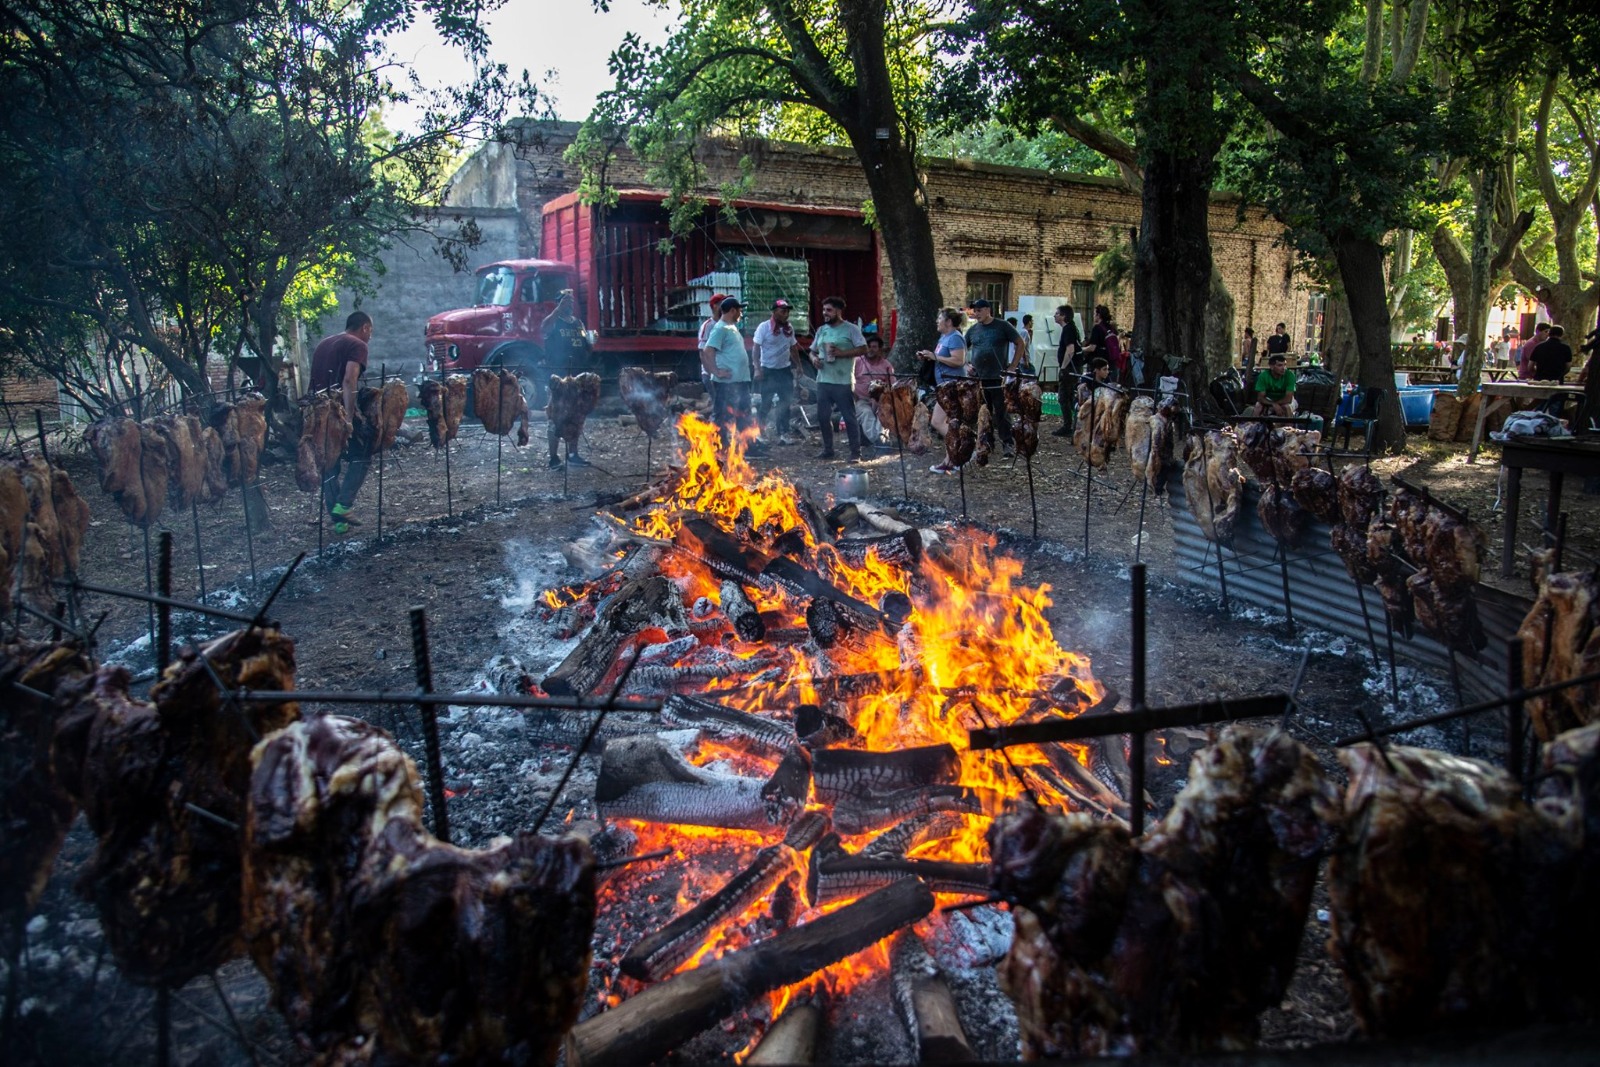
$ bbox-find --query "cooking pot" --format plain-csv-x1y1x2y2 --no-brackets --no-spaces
834,467,869,501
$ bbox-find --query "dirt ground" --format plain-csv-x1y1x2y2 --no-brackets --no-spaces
4,403,1546,1064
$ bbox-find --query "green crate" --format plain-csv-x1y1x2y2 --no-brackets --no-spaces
731,255,811,336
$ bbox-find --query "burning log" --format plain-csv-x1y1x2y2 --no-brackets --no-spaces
892,932,976,1064
660,694,796,752
565,879,936,1067
808,832,989,905
832,784,988,836
864,812,966,859
720,579,766,642
830,528,923,569
672,516,773,589
811,744,960,805
805,597,851,648
542,575,687,697
747,998,823,1065
620,811,829,981
596,735,788,833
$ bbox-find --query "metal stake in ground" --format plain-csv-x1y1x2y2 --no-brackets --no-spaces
958,462,967,518
496,428,503,506
408,606,451,844
377,363,386,543
1276,542,1296,637
1129,562,1148,836
1506,635,1526,787
1025,455,1038,539
1352,579,1383,670
644,434,653,486
1381,613,1402,716
1083,387,1096,559
142,524,157,653
444,434,454,519
157,531,173,672
190,499,207,605
316,469,325,557
1134,467,1150,565
240,477,258,589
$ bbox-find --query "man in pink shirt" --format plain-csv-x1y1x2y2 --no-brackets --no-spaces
852,334,894,447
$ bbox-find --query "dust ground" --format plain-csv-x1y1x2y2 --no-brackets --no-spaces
7,404,1552,1064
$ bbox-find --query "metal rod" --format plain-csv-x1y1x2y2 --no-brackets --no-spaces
1082,390,1095,560
34,409,49,462
1382,610,1402,715
969,692,1291,749
893,405,909,498
1448,649,1469,754
496,430,503,507
1553,511,1568,572
15,601,87,641
1135,468,1149,564
229,687,663,712
240,477,257,588
1277,544,1296,636
1332,665,1600,745
1129,562,1147,837
645,434,653,486
1215,540,1230,612
445,432,454,518
408,607,451,843
595,847,674,871
958,463,966,518
1506,636,1526,785
68,580,260,624
190,500,207,605
1025,456,1038,539
142,524,157,654
316,467,325,558
1353,579,1384,671
377,363,387,544
562,437,568,498
533,648,644,833
156,531,173,672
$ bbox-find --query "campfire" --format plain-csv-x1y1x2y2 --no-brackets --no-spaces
537,414,1114,1063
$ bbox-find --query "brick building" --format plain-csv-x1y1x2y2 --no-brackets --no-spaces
341,121,1309,375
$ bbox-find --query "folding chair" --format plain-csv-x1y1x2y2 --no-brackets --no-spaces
1334,386,1385,454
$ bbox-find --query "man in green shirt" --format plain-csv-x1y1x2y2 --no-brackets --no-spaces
1251,353,1298,417
700,296,767,456
809,295,867,461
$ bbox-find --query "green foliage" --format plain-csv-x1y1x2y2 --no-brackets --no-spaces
918,122,1119,176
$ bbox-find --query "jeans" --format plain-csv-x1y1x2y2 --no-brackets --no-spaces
854,399,884,444
324,418,373,515
816,382,862,457
754,367,795,436
976,377,1012,444
712,379,754,448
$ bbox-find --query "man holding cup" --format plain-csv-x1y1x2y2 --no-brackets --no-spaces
810,295,867,461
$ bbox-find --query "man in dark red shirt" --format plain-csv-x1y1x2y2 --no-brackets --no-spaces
308,311,373,534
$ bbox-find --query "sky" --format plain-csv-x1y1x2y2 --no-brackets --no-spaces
383,0,677,132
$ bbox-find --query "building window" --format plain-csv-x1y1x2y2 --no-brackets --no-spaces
1304,292,1327,354
1070,281,1096,330
967,272,1011,311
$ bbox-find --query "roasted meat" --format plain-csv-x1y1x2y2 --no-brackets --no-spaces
1145,398,1177,495
877,383,926,455
1257,482,1310,547
50,628,299,986
1366,520,1413,636
974,404,995,466
1337,464,1383,528
945,423,976,469
471,368,527,437
1074,386,1129,469
0,639,93,931
1126,396,1155,483
1290,467,1340,525
357,379,409,452
1276,428,1320,481
212,393,268,489
1518,571,1600,740
1239,420,1281,483
619,366,677,438
50,465,90,573
419,375,469,447
1406,568,1485,653
149,413,208,510
994,726,1336,1057
1181,430,1244,546
548,372,602,451
198,424,230,504
1328,743,1582,1036
295,391,352,492
1005,378,1044,459
11,457,63,588
244,715,595,1065
0,463,24,615
86,417,152,524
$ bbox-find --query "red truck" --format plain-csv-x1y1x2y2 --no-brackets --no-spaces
423,189,882,384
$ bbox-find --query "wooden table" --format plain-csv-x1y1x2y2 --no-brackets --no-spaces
1498,437,1600,577
1467,380,1588,462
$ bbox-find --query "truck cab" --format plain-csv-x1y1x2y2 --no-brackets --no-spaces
423,260,575,376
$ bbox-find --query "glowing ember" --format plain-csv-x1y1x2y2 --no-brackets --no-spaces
585,413,1104,1033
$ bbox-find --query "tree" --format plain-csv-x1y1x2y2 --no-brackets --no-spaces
573,0,946,365
0,0,535,422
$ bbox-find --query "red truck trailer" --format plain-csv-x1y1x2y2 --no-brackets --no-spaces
424,189,882,384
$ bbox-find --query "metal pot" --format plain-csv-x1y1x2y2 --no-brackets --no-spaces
834,467,869,501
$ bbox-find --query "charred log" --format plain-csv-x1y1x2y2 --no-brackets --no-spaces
565,879,936,1067
659,694,796,753
811,744,960,806
747,998,823,1065
831,528,923,569
542,576,686,697
720,580,766,642
596,736,788,834
832,785,988,836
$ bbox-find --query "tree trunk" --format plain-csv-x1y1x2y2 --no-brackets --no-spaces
1205,266,1236,381
1134,147,1216,398
1455,166,1497,396
1332,232,1406,451
1320,290,1359,383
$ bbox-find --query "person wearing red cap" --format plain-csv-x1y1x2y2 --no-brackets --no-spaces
698,293,729,401
752,298,801,443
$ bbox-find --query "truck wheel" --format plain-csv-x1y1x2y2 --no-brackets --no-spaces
486,344,544,411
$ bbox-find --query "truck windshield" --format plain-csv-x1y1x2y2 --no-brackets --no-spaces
476,267,516,307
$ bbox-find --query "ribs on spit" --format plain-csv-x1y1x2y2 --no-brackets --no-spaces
471,368,530,440
0,456,91,612
358,378,411,452
992,726,1336,1058
618,366,678,438
85,417,169,527
295,390,353,492
1517,569,1600,740
418,374,469,447
878,382,931,454
212,393,269,489
549,372,603,454
1181,429,1244,546
245,715,595,1065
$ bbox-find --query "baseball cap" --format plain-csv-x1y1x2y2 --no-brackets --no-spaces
719,296,744,313
709,293,728,310
772,298,791,309
971,298,992,309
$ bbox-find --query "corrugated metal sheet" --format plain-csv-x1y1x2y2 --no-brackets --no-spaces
1167,479,1532,704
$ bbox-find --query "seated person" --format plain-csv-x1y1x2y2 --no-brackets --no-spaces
1252,354,1297,417
1076,357,1111,406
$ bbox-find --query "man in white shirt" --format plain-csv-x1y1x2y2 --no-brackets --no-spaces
697,293,727,405
752,299,801,444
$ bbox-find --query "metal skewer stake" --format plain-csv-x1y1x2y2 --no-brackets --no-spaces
1025,455,1038,539
141,524,157,653
377,364,386,543
496,429,503,506
190,499,206,605
156,531,173,672
408,606,451,843
1134,469,1150,564
240,478,257,589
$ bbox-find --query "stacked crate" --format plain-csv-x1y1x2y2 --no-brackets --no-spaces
730,256,810,337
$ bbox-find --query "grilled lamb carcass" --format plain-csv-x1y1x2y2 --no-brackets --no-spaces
1518,571,1600,740
418,375,469,447
49,466,90,574
1275,428,1320,482
877,383,920,454
994,726,1336,1057
1328,743,1583,1037
975,404,995,466
1,639,94,932
1290,466,1340,525
1366,519,1413,636
470,368,526,437
12,457,64,585
1182,430,1244,546
619,366,677,438
1257,482,1310,547
149,414,208,510
1005,378,1043,459
1126,396,1156,480
1406,568,1485,653
50,628,299,987
197,425,229,504
1074,386,1130,469
0,464,24,614
945,423,976,469
211,393,269,489
1329,523,1376,583
357,379,409,452
1239,420,1282,483
245,715,595,1065
1145,398,1178,495
1338,464,1383,527
295,391,352,492
86,417,152,524
547,372,602,453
